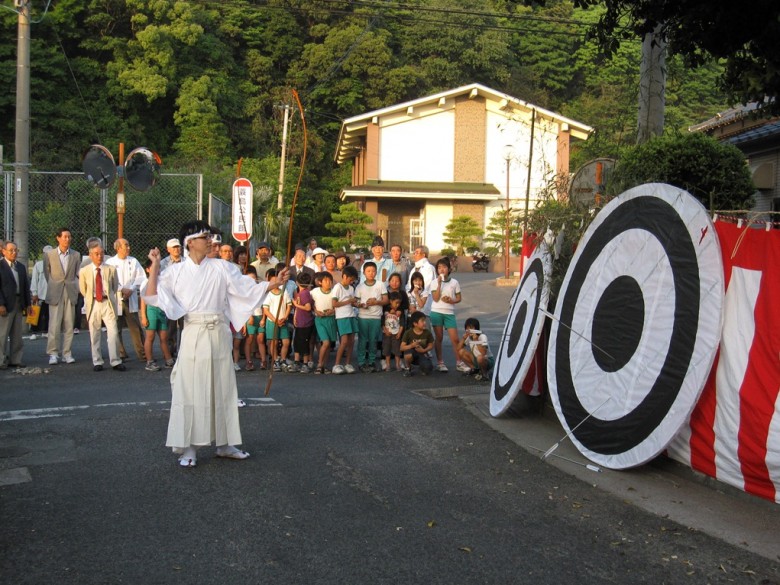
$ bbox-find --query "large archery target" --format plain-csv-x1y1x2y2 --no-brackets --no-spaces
547,183,724,469
491,245,552,417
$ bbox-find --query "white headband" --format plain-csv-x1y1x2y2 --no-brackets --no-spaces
182,229,210,248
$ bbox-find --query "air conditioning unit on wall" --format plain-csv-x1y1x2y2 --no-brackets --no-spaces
752,162,776,190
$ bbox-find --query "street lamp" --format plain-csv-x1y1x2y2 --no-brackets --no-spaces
521,109,536,274
502,144,514,279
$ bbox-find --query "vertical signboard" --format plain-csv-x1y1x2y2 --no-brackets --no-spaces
232,178,253,242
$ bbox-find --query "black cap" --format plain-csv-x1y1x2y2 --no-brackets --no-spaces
257,241,270,250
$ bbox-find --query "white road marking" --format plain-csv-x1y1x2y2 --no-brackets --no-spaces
0,467,32,486
0,397,281,421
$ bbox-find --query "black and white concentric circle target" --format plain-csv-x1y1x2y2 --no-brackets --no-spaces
490,244,552,417
547,183,724,469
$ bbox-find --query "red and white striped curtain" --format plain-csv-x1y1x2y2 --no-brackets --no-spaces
668,219,780,503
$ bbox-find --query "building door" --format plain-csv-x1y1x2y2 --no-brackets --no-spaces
409,218,424,252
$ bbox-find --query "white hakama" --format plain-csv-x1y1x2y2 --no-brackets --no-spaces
142,257,270,449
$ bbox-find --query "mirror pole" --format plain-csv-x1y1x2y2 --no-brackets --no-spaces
117,142,126,238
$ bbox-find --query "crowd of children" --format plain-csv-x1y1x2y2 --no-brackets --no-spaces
139,244,493,380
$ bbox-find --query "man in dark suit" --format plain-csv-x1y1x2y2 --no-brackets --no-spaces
43,227,81,365
0,241,32,368
289,245,315,281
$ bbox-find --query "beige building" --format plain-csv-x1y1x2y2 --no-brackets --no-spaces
334,83,593,254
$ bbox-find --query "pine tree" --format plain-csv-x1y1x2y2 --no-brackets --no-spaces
442,216,484,256
324,203,375,252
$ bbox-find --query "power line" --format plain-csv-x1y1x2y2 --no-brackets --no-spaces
54,31,103,145
316,0,595,27
1,0,53,22
190,0,602,39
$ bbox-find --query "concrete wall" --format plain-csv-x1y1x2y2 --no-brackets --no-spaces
484,109,560,217
424,201,453,253
380,110,455,182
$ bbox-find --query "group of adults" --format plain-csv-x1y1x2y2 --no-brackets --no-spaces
249,235,433,290
1,230,160,372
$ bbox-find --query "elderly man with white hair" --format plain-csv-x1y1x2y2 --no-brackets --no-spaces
106,238,147,362
410,244,436,290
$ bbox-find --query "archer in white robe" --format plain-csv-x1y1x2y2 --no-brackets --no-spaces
143,257,270,449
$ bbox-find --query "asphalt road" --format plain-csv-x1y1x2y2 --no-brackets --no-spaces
1,272,778,584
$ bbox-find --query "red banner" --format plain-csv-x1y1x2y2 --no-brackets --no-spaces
668,220,780,503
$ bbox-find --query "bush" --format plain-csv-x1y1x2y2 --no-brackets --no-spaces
608,133,755,210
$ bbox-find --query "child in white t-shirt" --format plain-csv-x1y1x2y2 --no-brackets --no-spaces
262,269,292,372
310,271,338,374
354,262,388,372
331,265,359,374
456,317,495,381
406,271,431,315
429,257,462,372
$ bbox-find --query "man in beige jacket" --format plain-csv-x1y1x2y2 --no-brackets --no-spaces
42,228,80,365
79,241,125,372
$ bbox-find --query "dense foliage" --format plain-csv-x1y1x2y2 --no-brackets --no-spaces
607,133,756,210
573,0,780,115
1,0,735,243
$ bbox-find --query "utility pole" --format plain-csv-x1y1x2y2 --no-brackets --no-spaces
277,104,290,210
14,0,31,268
637,25,666,144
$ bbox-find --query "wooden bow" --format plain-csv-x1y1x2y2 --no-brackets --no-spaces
265,89,307,396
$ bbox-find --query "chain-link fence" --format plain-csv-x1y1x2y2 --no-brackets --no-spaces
208,193,231,241
1,171,202,262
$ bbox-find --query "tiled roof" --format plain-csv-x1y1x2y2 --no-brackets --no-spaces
725,120,780,146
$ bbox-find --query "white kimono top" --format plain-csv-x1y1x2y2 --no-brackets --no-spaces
143,256,269,329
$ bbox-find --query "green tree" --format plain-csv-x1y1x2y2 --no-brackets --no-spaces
558,6,642,167
173,75,233,164
526,193,594,301
483,209,523,256
442,216,483,256
608,133,755,210
395,0,513,91
573,0,780,114
506,1,585,109
324,202,374,252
